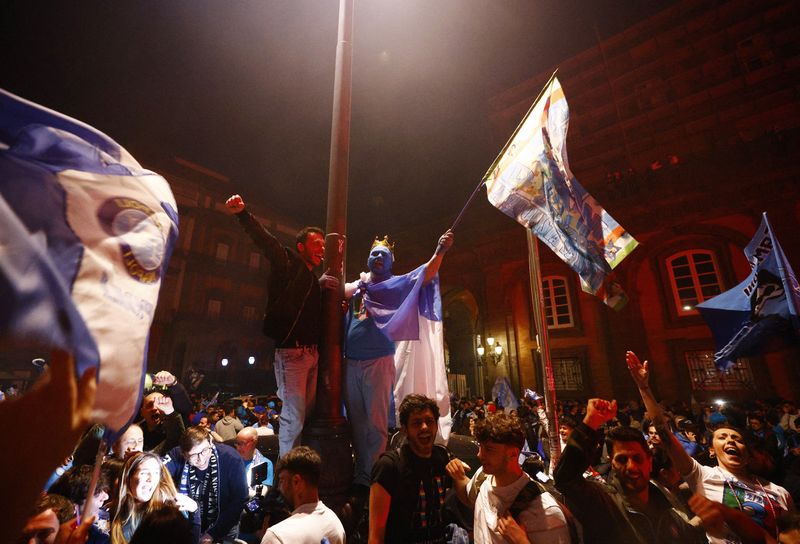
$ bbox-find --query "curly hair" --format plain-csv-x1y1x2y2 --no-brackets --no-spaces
276,446,321,487
474,413,525,449
398,394,439,428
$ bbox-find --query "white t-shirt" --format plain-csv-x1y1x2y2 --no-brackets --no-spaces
261,500,345,544
467,469,570,544
684,458,794,543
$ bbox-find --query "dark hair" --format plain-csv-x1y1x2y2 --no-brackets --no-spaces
777,511,800,534
474,413,525,449
34,493,75,524
709,423,751,446
399,394,439,427
63,464,110,504
222,402,235,415
295,226,323,248
276,446,321,487
605,425,651,456
651,447,673,474
180,425,211,453
521,454,545,478
128,504,194,544
559,416,577,429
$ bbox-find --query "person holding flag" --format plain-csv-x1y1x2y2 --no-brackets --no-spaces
342,229,454,497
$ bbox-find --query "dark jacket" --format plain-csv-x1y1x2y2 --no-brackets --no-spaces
554,422,705,544
164,443,249,540
235,210,321,347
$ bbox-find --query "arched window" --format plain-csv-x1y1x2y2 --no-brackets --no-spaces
667,250,722,315
542,276,574,329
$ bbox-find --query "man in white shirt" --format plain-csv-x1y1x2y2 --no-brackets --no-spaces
447,412,571,543
261,446,344,544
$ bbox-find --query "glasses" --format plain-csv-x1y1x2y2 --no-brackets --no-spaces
187,445,212,462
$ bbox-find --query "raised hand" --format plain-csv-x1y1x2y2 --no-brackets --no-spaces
437,230,454,254
625,351,649,390
152,370,177,387
154,395,175,415
584,398,618,430
225,194,245,214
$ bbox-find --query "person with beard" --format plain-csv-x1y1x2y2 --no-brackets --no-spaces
553,398,706,544
164,427,248,543
626,350,794,543
226,194,338,458
342,231,453,498
369,394,453,544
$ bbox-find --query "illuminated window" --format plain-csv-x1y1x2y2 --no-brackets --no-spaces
667,250,722,315
542,276,574,329
685,350,754,391
207,299,221,318
552,357,583,391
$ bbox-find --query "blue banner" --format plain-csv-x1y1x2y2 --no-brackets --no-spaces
697,213,800,370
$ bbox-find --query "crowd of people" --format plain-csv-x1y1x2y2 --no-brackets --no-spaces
5,192,800,543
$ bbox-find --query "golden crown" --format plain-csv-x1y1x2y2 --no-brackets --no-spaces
371,235,395,254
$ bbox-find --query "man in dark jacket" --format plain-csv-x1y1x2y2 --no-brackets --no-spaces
554,398,706,544
164,426,249,543
226,194,338,457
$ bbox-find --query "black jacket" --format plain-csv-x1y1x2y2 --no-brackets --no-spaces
236,210,321,347
554,422,706,544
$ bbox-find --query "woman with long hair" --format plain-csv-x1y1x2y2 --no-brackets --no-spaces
111,451,197,543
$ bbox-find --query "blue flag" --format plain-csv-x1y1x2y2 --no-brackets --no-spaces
697,213,800,370
0,89,179,436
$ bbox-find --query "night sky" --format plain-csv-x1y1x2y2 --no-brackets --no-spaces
1,1,674,247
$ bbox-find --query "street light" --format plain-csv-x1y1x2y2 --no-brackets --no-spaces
248,356,255,365
221,358,229,367
476,335,504,366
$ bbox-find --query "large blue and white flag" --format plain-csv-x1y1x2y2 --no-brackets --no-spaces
360,266,453,441
492,376,520,414
0,89,179,436
697,213,800,370
483,75,637,309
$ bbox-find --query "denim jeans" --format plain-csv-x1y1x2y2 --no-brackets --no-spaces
274,346,318,458
344,354,395,486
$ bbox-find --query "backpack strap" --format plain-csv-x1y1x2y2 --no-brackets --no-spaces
509,480,545,519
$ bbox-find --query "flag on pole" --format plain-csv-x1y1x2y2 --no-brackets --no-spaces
483,74,637,308
0,88,179,437
491,376,520,413
697,213,800,370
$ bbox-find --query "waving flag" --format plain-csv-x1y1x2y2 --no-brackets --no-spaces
361,266,453,441
0,89,179,436
697,213,800,370
483,75,637,308
492,376,520,413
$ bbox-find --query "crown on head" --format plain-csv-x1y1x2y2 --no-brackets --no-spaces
371,235,395,254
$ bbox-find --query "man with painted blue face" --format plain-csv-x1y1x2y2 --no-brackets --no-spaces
343,229,454,498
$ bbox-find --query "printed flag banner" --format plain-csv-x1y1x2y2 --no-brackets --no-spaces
697,213,800,370
358,267,453,441
492,376,520,414
483,75,637,308
0,88,179,436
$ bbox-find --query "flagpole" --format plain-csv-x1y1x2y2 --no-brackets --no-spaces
526,230,561,470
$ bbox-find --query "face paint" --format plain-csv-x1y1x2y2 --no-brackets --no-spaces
368,246,393,280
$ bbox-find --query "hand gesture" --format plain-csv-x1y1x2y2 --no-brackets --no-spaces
625,351,649,389
152,371,176,387
687,494,725,535
436,229,454,254
496,512,529,544
584,398,618,430
175,493,199,513
225,194,245,214
154,395,175,415
55,516,95,544
318,268,340,291
445,458,470,482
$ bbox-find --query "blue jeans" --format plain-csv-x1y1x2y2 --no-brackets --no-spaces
344,355,394,486
274,346,318,458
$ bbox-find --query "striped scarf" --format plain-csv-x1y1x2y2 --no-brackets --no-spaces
180,445,220,533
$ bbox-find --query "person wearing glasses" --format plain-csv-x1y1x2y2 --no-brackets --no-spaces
164,427,248,543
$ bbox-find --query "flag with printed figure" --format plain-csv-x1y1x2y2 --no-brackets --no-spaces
483,75,637,309
697,213,800,370
0,88,179,436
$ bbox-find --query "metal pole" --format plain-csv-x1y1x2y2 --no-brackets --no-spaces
526,230,560,470
305,0,354,504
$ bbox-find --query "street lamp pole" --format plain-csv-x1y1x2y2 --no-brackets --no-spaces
303,0,354,504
